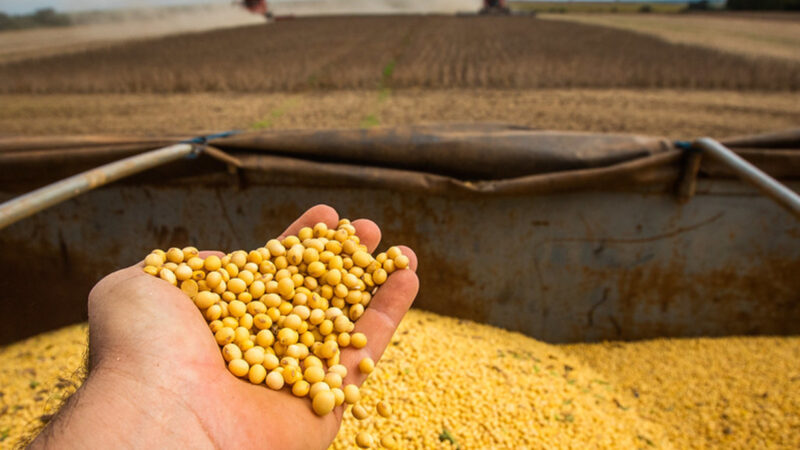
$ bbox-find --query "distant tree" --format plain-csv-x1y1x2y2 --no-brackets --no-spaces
727,0,800,10
0,8,71,31
685,0,711,10
32,8,71,27
639,4,653,13
0,13,12,30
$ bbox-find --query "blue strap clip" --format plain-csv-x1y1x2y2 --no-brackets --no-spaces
182,130,240,158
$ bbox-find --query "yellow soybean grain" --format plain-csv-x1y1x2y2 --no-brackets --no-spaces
3,311,799,449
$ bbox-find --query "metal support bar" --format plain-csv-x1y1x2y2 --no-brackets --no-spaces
0,143,196,230
676,146,703,203
695,137,800,220
204,145,243,169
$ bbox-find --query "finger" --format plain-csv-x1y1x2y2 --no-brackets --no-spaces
395,245,418,271
351,218,381,253
92,264,148,297
278,204,339,239
340,269,419,386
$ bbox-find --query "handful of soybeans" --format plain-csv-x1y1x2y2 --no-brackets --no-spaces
142,219,407,435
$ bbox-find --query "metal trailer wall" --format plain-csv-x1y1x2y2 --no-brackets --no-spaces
1,175,798,345
0,126,798,345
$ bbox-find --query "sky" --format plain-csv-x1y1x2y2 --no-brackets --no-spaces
1,0,695,15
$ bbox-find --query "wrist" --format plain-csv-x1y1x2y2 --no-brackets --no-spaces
31,361,216,449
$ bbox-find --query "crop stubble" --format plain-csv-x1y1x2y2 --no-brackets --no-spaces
3,90,799,139
1,15,798,94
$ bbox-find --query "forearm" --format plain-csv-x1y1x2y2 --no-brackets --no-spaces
30,364,216,449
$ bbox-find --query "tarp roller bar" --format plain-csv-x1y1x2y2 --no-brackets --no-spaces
1,128,799,231
694,137,800,220
0,143,196,230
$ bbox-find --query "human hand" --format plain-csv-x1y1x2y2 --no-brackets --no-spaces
31,204,419,450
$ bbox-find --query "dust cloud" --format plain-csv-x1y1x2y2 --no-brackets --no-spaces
0,4,263,63
270,0,481,15
0,1,481,63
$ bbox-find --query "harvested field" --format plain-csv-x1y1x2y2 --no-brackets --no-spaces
543,13,800,63
1,16,799,94
2,89,799,139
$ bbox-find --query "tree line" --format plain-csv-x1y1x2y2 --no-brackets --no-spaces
0,8,70,31
726,0,800,9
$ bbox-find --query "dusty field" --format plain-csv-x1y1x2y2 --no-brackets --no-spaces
542,13,800,63
2,89,799,139
0,5,263,64
2,16,798,94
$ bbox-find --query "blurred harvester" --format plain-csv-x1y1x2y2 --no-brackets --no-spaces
480,0,511,15
239,0,273,19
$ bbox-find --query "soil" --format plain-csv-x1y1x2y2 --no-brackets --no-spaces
2,89,798,140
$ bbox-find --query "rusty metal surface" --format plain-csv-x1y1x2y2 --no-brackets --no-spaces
1,175,798,345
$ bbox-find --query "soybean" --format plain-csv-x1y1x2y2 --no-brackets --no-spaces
358,357,375,374
352,404,369,420
376,401,392,418
355,432,373,449
312,390,336,416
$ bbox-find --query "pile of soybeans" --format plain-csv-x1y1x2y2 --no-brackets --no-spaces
1,313,799,448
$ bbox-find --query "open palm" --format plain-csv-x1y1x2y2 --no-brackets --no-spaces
84,205,419,449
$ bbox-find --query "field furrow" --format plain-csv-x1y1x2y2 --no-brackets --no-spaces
2,16,798,94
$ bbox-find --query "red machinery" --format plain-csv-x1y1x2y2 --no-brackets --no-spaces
240,0,272,18
480,0,511,15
